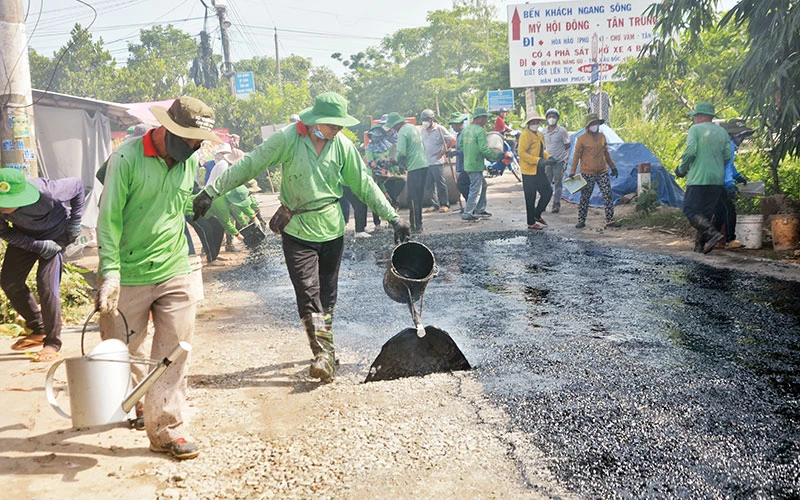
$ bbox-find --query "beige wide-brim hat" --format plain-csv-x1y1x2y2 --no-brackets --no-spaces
523,110,545,128
149,96,222,143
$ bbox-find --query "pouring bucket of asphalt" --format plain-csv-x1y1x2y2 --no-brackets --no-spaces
383,241,437,304
367,241,470,382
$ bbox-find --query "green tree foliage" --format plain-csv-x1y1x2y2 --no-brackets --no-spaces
117,25,199,101
644,0,799,194
30,24,117,98
334,0,510,119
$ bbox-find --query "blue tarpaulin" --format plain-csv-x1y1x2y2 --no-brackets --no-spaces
562,128,684,208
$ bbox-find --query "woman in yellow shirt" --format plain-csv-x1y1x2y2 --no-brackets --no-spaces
518,112,557,230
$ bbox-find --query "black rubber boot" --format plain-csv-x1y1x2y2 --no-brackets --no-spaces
690,215,724,254
302,313,336,382
693,230,705,253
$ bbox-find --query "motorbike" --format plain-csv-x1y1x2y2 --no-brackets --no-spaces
485,131,522,181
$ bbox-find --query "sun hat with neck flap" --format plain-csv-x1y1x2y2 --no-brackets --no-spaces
149,96,222,143
298,92,360,127
0,168,40,209
383,112,406,129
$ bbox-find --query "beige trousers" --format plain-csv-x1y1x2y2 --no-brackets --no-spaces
99,270,204,447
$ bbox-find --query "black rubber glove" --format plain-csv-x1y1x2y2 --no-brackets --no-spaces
674,167,686,179
65,219,82,244
737,175,748,185
567,173,575,179
192,190,213,221
38,240,62,260
727,185,739,201
610,168,618,178
390,217,411,244
537,158,549,169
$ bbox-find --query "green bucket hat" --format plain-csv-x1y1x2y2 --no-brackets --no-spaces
472,106,490,119
384,112,406,129
225,185,253,209
688,102,717,118
447,112,468,125
0,168,40,209
583,113,604,128
149,96,222,143
298,92,360,127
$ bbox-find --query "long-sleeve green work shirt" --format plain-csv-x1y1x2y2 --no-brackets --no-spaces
206,124,398,242
676,122,731,186
460,123,502,172
97,131,195,285
394,123,428,172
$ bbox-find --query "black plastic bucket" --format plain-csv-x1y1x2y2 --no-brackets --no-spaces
383,241,437,304
240,222,265,249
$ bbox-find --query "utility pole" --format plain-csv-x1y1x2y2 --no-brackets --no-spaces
0,0,39,177
274,27,281,87
213,0,233,90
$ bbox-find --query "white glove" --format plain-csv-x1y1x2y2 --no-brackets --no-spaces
96,277,121,314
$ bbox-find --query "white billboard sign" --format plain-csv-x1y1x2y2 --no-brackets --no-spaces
507,0,657,88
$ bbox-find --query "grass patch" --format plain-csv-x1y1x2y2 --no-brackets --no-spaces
619,206,693,236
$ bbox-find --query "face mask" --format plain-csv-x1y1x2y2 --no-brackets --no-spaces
312,127,327,140
528,124,539,132
547,118,557,126
589,125,599,133
165,130,198,163
422,121,432,129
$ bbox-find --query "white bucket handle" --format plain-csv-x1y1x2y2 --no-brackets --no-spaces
45,357,71,419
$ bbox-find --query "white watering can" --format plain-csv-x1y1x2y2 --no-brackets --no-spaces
45,310,191,429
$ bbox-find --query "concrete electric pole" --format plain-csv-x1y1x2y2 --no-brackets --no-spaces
213,0,234,90
0,0,39,177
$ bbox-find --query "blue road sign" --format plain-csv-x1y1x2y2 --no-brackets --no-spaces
234,72,255,98
487,90,515,111
590,63,599,84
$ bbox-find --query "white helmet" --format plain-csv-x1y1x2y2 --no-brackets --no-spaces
289,114,300,123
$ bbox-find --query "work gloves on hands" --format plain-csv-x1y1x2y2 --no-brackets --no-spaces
501,152,514,164
537,158,557,169
96,277,121,314
65,219,82,244
37,240,62,260
674,167,686,179
390,217,411,245
610,168,619,178
192,191,213,221
726,185,740,201
737,175,748,185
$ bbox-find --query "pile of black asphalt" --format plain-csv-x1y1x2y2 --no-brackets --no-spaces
230,229,800,499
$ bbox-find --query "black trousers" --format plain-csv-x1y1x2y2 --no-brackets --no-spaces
522,170,552,225
282,233,344,320
457,171,470,204
342,186,379,232
0,245,63,350
714,188,737,242
683,185,724,222
407,168,427,231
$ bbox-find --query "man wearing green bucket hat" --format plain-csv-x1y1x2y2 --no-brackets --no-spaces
384,111,428,233
675,102,731,254
195,92,411,383
459,107,505,221
0,168,85,362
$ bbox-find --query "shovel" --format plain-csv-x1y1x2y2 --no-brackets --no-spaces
364,241,470,383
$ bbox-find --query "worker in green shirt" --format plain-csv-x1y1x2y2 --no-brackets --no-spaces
205,185,256,245
675,102,732,254
193,92,411,382
95,96,222,460
459,106,504,221
384,112,428,234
